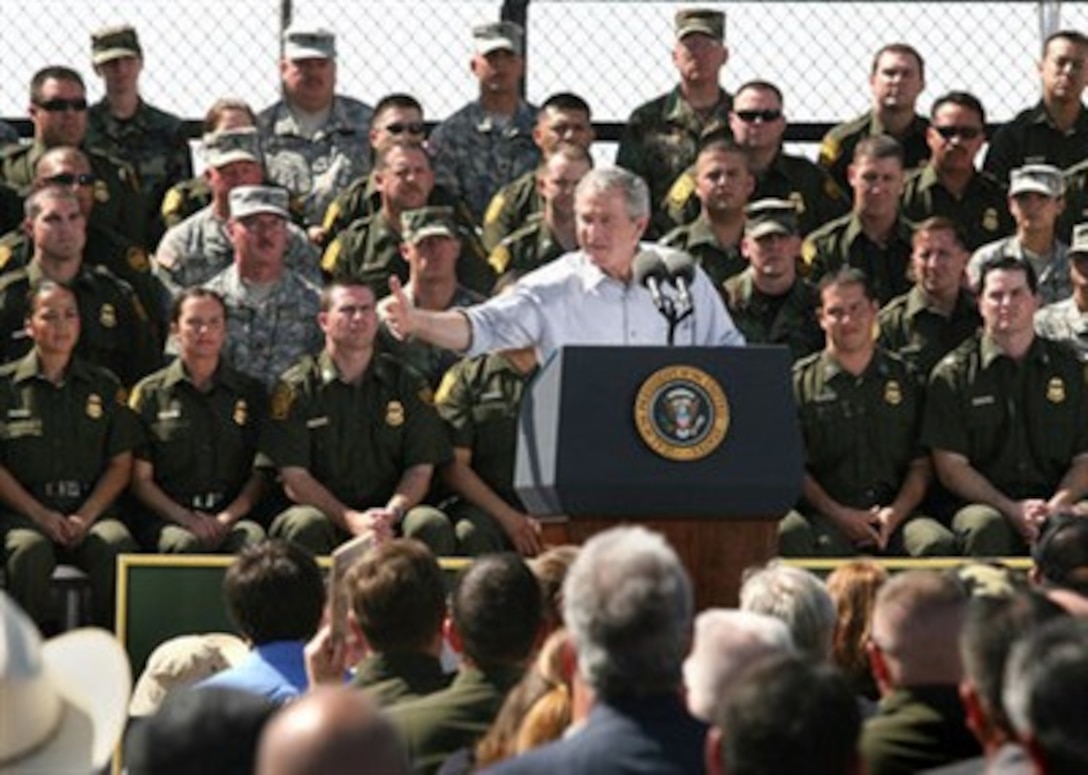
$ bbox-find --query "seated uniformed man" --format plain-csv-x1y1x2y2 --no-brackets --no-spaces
923,254,1088,556
0,186,160,386
660,135,754,287
1035,222,1088,362
723,199,822,361
879,216,982,379
155,127,319,306
901,92,1014,251
481,92,595,251
968,164,1071,306
1,65,149,248
376,207,485,388
260,279,455,557
202,185,322,390
322,142,492,294
127,287,268,553
780,267,955,557
805,135,915,306
818,43,930,194
488,143,592,277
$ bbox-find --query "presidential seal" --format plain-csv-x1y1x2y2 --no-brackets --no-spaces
634,365,730,461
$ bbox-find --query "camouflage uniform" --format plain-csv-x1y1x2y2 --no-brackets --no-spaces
1035,297,1088,363
257,95,374,227
429,100,540,221
0,261,160,386
0,141,150,249
481,168,541,252
803,214,916,306
968,236,1072,307
900,165,1014,251
659,215,746,287
878,286,982,379
817,112,931,194
154,205,320,301
615,86,732,214
322,210,494,296
662,151,850,236
722,268,822,361
202,264,322,390
488,213,567,276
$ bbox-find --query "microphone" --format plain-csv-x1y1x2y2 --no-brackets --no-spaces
632,250,674,319
662,250,696,310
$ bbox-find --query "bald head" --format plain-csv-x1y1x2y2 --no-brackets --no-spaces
256,688,409,775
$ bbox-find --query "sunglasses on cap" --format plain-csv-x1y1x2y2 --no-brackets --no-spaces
933,125,983,140
34,97,89,113
734,109,782,123
43,172,97,187
383,122,425,136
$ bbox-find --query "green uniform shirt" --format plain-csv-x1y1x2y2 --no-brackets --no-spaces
262,351,452,509
0,261,160,387
481,168,542,252
616,86,732,213
129,358,266,513
922,334,1088,499
794,348,924,509
860,686,981,775
0,352,140,514
984,100,1088,185
659,214,746,287
350,651,452,707
900,165,1014,251
488,214,566,276
878,286,981,379
723,269,822,362
803,214,915,306
435,352,535,507
0,141,150,249
817,111,930,194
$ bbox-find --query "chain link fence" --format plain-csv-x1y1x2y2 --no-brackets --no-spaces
1,1,1085,157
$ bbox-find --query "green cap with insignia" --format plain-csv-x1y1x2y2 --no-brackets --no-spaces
91,24,142,65
202,128,262,169
283,23,336,60
401,206,459,244
229,185,290,221
1009,164,1064,199
675,8,725,41
473,21,524,56
744,198,798,239
1070,223,1088,257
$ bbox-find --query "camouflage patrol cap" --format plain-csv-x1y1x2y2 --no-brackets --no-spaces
1009,164,1064,199
744,198,798,239
91,25,142,66
1070,222,1088,257
202,128,262,169
229,185,290,221
402,206,459,244
675,9,725,42
473,21,524,56
283,24,336,60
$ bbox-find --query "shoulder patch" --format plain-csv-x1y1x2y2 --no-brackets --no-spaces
270,382,296,420
161,187,184,218
818,136,841,167
489,245,511,275
128,382,144,409
800,240,817,271
321,239,342,274
666,171,696,208
0,245,11,271
483,192,506,226
322,200,342,232
434,369,457,406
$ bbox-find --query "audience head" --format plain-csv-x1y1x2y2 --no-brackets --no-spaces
826,560,889,697
527,544,579,633
223,540,325,646
129,632,247,717
683,608,794,722
1032,513,1088,597
562,526,693,699
451,552,542,670
740,562,836,663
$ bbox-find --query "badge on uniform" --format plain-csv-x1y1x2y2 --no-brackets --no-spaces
982,208,998,233
87,393,104,419
233,399,248,426
1047,377,1066,404
386,400,405,427
99,303,117,328
271,384,295,420
884,380,902,406
94,179,110,203
789,191,806,216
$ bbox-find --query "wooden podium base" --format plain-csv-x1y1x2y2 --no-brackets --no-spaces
539,516,779,610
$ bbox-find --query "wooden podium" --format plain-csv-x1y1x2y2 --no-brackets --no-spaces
515,346,802,609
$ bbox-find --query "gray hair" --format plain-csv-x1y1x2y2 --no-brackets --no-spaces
740,562,836,663
683,609,795,722
574,167,650,222
562,526,692,699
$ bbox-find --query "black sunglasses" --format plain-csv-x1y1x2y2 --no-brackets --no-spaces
44,172,97,187
734,109,782,123
34,97,89,113
384,122,425,135
934,125,983,140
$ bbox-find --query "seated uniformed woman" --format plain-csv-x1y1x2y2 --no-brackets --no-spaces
126,287,268,553
0,279,140,628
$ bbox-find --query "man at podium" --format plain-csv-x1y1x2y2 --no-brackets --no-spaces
383,167,745,360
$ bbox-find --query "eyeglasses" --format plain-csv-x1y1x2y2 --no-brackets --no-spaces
383,122,425,135
734,109,782,123
934,125,983,140
43,172,97,187
34,98,89,113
